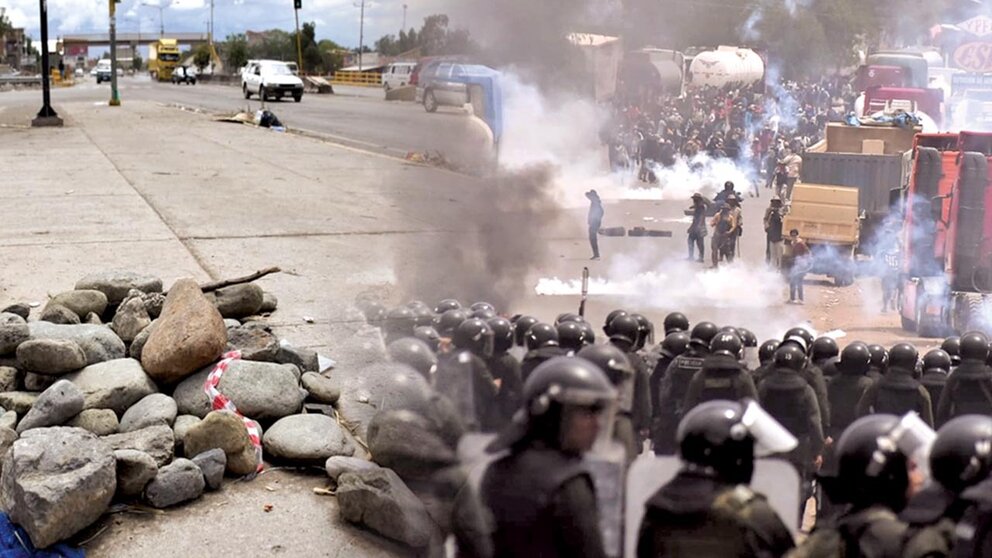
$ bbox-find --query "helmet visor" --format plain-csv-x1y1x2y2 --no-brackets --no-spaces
741,399,799,457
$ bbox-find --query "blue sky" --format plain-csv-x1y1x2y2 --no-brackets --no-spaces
5,0,452,49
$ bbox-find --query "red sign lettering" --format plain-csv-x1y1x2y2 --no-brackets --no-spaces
954,42,992,72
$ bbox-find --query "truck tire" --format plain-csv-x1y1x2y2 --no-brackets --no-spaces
243,84,251,99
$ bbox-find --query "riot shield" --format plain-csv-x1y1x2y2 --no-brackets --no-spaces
433,350,478,430
585,439,628,558
623,454,802,558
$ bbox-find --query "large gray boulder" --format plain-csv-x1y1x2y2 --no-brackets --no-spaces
111,294,151,343
113,449,158,498
173,360,305,420
16,380,85,433
15,338,87,375
102,424,174,467
191,449,226,491
64,358,157,415
336,467,437,549
0,313,29,356
262,414,355,464
144,458,205,508
68,409,119,436
325,456,380,484
183,411,258,476
207,284,264,319
27,322,125,366
75,271,163,306
1,427,116,549
141,278,226,385
118,393,178,433
39,304,80,325
47,290,108,319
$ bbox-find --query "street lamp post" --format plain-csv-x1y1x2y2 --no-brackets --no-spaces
141,2,165,37
354,0,365,71
32,0,62,126
109,0,121,106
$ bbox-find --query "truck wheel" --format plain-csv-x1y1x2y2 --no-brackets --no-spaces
900,315,916,333
243,84,251,99
424,90,438,113
916,304,942,338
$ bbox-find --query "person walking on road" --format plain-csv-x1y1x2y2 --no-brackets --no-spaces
586,189,603,261
709,203,739,267
786,229,811,304
778,146,803,202
687,193,709,262
764,195,784,269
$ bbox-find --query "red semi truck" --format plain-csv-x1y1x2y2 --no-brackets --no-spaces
899,131,992,336
858,51,945,127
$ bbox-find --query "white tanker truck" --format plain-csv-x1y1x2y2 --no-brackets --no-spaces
687,46,765,88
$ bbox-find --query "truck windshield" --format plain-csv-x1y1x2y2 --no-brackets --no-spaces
160,53,180,62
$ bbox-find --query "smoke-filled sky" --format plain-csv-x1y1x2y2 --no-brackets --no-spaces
5,0,449,47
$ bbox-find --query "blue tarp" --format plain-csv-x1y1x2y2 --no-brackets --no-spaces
0,514,84,558
845,110,923,129
450,65,503,144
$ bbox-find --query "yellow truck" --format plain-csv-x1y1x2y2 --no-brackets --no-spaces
148,38,180,81
782,183,861,286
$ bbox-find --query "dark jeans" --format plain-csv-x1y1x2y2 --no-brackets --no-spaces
790,272,805,301
687,232,704,260
589,220,601,258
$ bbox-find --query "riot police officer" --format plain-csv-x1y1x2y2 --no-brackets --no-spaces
381,306,417,344
811,336,840,379
436,308,472,339
636,399,797,557
936,331,992,424
901,415,992,558
520,323,569,383
682,332,758,412
856,343,934,427
557,321,590,353
826,342,875,443
434,298,462,314
608,314,653,451
386,337,437,381
406,300,436,328
757,344,825,506
650,332,690,422
656,321,719,455
867,343,889,381
796,415,912,558
577,343,638,462
487,317,523,423
920,350,951,424
941,336,963,368
663,311,690,335
781,333,831,435
436,318,500,432
751,339,780,386
482,357,615,558
512,315,540,347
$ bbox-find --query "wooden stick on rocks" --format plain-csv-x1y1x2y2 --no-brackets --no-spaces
198,267,282,293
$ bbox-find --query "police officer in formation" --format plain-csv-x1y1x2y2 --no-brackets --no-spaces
368,299,992,557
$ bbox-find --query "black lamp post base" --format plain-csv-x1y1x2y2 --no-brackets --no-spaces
32,110,63,127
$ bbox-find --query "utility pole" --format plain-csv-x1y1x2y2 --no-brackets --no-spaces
209,0,214,72
109,0,120,105
293,0,303,75
354,0,365,71
32,0,62,126
402,4,407,33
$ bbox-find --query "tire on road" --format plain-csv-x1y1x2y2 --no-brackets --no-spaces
260,85,267,102
293,92,302,103
243,84,251,99
424,89,438,113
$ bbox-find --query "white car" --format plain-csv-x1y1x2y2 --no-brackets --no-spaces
382,62,415,90
242,60,304,103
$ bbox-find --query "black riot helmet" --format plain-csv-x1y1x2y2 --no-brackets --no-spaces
781,334,810,356
922,349,952,373
487,317,514,355
838,342,871,376
383,306,417,341
577,344,635,387
471,307,497,320
678,399,797,485
361,301,387,325
470,301,496,314
738,328,758,348
774,344,807,372
487,357,616,453
960,331,991,362
555,312,583,326
888,342,919,371
664,312,690,335
607,314,641,349
631,313,655,350
413,326,441,352
942,336,963,366
435,308,471,337
603,309,629,335
710,332,743,359
513,315,540,347
557,321,589,352
526,323,560,351
930,415,992,494
577,322,596,347
660,331,691,359
784,326,815,348
387,337,438,380
689,321,719,351
811,337,840,362
406,302,436,328
758,340,780,365
719,325,741,339
868,344,889,369
434,298,462,314
824,415,910,511
453,318,495,359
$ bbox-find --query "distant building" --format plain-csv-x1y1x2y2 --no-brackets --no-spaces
1,27,26,69
341,51,382,71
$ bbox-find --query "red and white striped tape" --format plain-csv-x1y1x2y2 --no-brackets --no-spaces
203,350,264,475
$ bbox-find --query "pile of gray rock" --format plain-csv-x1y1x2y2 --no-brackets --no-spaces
0,270,362,549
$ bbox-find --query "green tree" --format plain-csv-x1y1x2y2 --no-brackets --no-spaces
222,33,249,74
193,44,211,73
318,39,345,74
